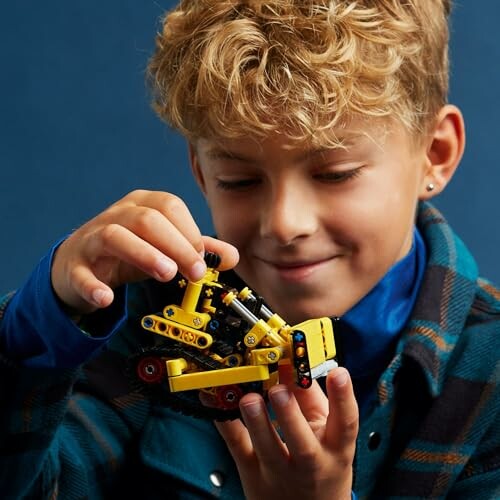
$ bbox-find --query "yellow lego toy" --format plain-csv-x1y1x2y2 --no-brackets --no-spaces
128,252,339,420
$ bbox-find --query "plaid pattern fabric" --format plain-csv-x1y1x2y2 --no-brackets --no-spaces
354,203,500,499
0,202,498,499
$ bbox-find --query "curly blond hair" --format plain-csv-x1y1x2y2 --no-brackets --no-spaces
148,0,451,147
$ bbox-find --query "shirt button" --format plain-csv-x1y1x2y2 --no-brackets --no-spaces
209,471,225,488
368,431,381,451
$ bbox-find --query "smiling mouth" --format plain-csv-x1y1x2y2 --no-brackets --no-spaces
259,256,335,281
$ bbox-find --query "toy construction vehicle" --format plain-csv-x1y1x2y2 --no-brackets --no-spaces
128,252,339,420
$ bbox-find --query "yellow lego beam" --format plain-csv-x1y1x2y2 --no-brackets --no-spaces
168,364,270,392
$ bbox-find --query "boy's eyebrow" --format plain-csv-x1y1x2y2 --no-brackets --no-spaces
204,134,366,163
205,148,255,163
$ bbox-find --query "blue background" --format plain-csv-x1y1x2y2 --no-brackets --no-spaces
1,1,498,292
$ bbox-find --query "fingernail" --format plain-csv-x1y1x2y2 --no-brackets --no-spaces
333,368,349,388
92,289,107,306
190,260,206,281
270,387,290,408
241,401,262,418
155,258,175,280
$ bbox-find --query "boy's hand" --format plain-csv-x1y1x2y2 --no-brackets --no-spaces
51,190,239,314
215,367,358,500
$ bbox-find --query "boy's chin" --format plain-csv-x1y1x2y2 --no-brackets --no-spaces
275,300,340,325
275,289,368,323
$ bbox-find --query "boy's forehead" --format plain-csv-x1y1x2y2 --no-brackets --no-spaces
195,119,393,157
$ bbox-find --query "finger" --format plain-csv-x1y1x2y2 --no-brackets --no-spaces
278,365,329,422
124,209,204,281
324,368,359,452
214,419,254,463
138,190,206,256
114,191,207,281
238,393,288,466
202,236,240,270
125,212,198,279
99,206,206,281
68,264,115,309
290,379,330,422
268,385,322,460
86,223,180,282
127,194,239,275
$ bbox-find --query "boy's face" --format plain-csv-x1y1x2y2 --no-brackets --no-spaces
190,121,430,324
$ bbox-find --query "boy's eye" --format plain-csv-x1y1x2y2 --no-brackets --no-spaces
215,178,261,191
314,167,363,183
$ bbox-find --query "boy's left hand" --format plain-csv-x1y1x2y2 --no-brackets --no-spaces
215,367,358,500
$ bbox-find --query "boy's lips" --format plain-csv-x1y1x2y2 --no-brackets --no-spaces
256,255,336,281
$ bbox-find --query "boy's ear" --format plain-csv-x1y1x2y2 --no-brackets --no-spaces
188,142,207,195
419,104,465,200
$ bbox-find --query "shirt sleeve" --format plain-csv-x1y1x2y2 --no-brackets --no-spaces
0,239,127,368
0,274,144,499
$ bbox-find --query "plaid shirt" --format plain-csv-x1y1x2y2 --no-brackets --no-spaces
0,202,499,499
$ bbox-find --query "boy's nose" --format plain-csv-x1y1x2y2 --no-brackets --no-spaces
259,184,318,245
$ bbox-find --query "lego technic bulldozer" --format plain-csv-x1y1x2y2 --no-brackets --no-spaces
128,252,339,420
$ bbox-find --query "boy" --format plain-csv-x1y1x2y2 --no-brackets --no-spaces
1,1,499,498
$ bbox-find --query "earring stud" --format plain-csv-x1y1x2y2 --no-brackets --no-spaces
426,183,435,192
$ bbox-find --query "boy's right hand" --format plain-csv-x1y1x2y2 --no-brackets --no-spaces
51,190,239,315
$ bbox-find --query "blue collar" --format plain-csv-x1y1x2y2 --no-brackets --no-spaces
339,227,427,410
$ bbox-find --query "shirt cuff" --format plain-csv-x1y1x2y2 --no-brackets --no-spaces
0,238,127,368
